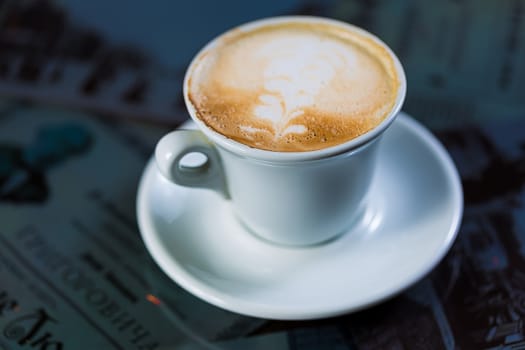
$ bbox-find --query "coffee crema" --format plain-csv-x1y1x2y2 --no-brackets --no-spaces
187,20,400,152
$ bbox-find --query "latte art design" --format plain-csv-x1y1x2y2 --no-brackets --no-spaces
250,37,356,139
187,21,399,152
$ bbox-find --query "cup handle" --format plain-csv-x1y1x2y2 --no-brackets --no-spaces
155,130,229,198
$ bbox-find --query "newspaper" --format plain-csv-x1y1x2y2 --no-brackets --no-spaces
0,103,269,349
1,100,524,350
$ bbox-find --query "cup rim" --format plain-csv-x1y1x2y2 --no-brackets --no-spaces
183,15,407,162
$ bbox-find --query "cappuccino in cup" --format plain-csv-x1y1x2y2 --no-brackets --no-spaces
186,20,401,152
156,17,406,245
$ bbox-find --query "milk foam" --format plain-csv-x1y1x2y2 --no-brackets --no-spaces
188,21,399,152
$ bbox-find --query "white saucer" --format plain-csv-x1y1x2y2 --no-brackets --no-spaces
137,113,463,320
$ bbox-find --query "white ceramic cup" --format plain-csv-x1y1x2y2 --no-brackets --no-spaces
155,16,406,246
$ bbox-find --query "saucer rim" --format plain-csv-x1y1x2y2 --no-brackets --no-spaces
137,112,463,320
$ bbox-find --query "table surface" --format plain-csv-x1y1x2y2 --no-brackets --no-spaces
0,0,524,349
